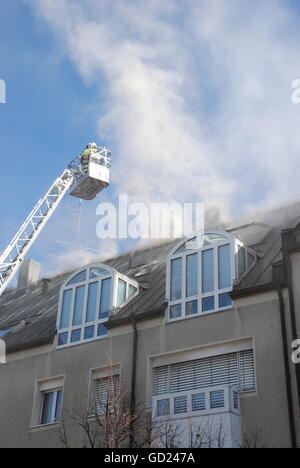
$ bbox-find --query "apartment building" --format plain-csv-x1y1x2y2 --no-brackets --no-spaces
0,201,299,448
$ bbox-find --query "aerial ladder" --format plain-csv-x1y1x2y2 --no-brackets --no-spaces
0,144,111,297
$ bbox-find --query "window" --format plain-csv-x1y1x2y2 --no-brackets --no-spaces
117,279,127,306
117,279,138,307
94,374,120,415
167,231,256,321
40,389,63,425
31,376,64,428
152,349,253,421
57,265,138,348
237,246,256,277
153,350,256,396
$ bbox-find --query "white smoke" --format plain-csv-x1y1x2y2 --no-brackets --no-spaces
25,0,300,251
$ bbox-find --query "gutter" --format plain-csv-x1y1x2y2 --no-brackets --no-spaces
129,312,138,448
5,337,53,354
231,282,274,300
106,305,166,330
125,303,168,447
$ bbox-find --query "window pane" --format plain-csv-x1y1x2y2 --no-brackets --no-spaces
153,366,169,395
86,282,98,323
84,326,95,340
174,396,188,414
170,304,182,320
233,391,239,410
186,300,198,316
67,270,86,285
203,233,227,245
239,350,256,391
89,267,110,279
157,399,170,417
58,333,68,346
218,244,231,289
41,392,54,425
202,249,214,293
117,279,127,307
237,246,246,277
171,258,182,300
186,254,197,297
60,289,72,329
202,296,215,313
100,278,112,318
94,376,120,414
210,390,225,409
54,390,63,422
98,323,108,337
219,293,232,308
128,284,137,298
73,286,85,326
71,329,81,343
192,393,206,412
175,237,198,254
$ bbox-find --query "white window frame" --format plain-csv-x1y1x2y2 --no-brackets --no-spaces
31,376,65,429
94,374,121,416
57,264,138,349
40,388,63,426
152,385,240,420
89,364,121,416
235,240,257,280
166,230,256,322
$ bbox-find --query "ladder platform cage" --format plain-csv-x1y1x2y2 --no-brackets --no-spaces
69,146,111,201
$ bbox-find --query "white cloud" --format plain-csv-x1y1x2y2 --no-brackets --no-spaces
27,0,300,221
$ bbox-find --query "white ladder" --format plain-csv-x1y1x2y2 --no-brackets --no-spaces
0,169,74,296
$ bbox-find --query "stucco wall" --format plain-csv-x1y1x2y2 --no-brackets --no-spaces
0,291,296,448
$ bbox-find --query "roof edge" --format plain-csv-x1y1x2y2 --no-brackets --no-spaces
106,305,166,329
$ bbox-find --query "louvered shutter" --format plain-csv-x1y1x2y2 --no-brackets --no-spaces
171,360,206,393
153,366,169,396
210,389,225,409
170,353,239,394
94,375,120,414
192,393,206,411
174,396,188,414
211,353,238,387
153,350,255,396
239,350,255,391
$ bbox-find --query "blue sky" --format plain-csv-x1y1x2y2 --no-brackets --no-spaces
2,0,300,278
0,0,118,275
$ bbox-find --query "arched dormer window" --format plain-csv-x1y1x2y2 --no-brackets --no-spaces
166,231,256,321
57,264,138,347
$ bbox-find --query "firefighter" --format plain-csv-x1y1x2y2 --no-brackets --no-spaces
80,143,97,172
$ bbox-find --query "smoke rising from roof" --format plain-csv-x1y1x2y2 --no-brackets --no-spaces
28,0,300,216
21,0,300,276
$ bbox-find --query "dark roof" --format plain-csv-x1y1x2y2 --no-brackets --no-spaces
1,200,300,353
0,240,177,353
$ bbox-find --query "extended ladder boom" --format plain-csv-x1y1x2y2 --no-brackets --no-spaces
0,169,74,296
